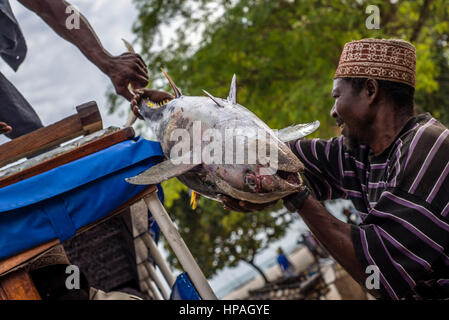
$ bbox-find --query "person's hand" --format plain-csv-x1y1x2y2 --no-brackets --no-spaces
218,194,278,213
130,89,174,120
282,186,311,212
0,122,12,135
106,52,149,101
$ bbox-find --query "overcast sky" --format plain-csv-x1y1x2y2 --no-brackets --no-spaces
1,0,138,133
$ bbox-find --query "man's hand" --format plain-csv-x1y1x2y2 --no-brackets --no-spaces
130,89,174,120
0,122,12,135
218,194,278,213
282,186,311,212
105,53,149,101
17,0,149,101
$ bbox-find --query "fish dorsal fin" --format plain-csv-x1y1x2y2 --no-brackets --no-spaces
161,68,182,98
126,159,198,185
227,74,237,104
202,90,224,107
122,38,135,53
277,120,320,142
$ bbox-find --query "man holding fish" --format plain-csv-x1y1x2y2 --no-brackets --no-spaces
132,39,449,300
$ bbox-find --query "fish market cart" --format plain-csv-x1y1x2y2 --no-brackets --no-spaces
0,102,216,300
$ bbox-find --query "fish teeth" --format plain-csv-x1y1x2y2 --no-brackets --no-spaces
146,100,170,109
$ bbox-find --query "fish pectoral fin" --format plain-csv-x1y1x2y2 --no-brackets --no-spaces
126,160,199,185
189,190,201,210
277,120,320,142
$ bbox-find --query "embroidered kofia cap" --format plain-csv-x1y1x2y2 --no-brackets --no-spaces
334,38,416,88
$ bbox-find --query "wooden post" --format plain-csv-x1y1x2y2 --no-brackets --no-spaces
144,278,163,300
143,261,169,300
141,233,176,287
140,281,154,299
0,269,40,300
144,192,217,300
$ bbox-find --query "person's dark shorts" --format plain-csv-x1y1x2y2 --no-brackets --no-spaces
0,71,43,139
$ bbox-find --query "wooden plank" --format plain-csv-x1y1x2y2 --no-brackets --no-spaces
0,101,103,168
0,186,158,277
0,285,6,299
0,269,41,300
0,127,135,188
76,101,103,134
0,241,60,276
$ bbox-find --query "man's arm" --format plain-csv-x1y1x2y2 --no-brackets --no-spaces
17,0,148,100
294,197,369,289
221,191,376,295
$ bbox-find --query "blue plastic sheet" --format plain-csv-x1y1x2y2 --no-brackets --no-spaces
170,272,201,300
0,136,164,260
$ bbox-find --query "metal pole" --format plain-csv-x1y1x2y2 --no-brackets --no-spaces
144,192,217,300
144,261,170,300
142,232,176,287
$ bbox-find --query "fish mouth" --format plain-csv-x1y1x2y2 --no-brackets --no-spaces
245,169,302,193
276,170,302,188
143,98,172,109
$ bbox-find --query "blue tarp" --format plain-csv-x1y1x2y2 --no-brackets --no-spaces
170,272,201,300
0,136,165,261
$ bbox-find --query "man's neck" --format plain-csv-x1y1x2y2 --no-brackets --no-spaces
368,103,412,156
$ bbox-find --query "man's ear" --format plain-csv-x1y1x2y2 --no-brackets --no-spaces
364,78,379,104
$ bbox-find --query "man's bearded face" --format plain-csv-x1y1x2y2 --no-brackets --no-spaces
330,78,374,151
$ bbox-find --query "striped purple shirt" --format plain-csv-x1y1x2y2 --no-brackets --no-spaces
290,113,449,300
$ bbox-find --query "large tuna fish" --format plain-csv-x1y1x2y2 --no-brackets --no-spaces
126,70,319,205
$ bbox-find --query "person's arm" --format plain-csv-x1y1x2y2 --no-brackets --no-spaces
285,137,349,201
17,0,148,100
222,187,379,297
293,197,369,289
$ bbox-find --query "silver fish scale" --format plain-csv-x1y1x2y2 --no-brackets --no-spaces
130,75,319,204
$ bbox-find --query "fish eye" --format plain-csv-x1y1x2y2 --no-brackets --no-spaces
244,172,257,190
